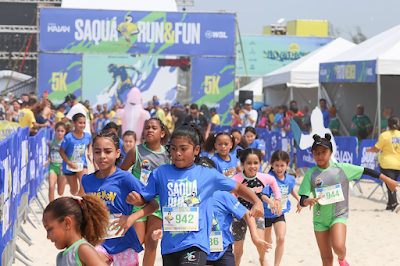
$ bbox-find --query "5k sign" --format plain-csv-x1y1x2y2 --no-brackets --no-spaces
204,76,221,95
51,72,68,91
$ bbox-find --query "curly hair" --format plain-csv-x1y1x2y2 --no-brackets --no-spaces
43,195,109,246
144,117,170,145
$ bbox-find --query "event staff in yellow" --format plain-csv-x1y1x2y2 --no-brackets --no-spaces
19,107,36,128
210,108,220,125
367,116,400,211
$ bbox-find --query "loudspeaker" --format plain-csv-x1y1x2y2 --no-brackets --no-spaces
239,91,253,105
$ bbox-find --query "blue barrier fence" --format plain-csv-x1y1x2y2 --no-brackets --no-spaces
1,127,53,261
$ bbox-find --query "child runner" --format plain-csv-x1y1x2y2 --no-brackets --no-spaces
103,122,123,151
93,112,105,134
44,122,68,202
230,129,248,159
204,132,242,177
43,194,110,266
118,130,136,169
232,148,282,266
81,131,159,266
120,118,169,266
60,113,92,196
244,127,265,157
262,150,302,266
126,124,265,266
299,134,398,266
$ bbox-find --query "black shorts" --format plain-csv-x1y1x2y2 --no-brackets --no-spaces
206,244,235,266
63,166,88,176
264,214,286,228
162,246,207,266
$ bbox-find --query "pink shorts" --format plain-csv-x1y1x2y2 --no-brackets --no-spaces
95,245,139,266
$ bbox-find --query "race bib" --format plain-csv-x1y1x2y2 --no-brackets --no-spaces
209,231,223,252
162,207,199,232
66,162,83,172
316,184,345,205
105,214,123,239
50,153,63,163
140,169,151,186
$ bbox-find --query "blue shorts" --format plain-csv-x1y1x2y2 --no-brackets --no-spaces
206,244,235,266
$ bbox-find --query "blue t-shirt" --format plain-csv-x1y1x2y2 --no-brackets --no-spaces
61,132,91,174
104,118,111,126
207,191,247,261
141,164,237,255
200,151,213,159
96,119,105,133
118,139,127,167
248,139,264,151
230,145,243,159
82,168,144,254
273,113,284,132
211,154,238,176
263,172,296,218
322,110,329,128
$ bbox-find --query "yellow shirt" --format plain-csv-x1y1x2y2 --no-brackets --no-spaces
210,114,220,125
55,111,64,123
268,113,275,123
165,114,174,132
18,108,36,128
109,110,122,126
375,130,400,170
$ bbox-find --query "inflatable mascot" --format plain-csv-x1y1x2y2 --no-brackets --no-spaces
117,87,150,144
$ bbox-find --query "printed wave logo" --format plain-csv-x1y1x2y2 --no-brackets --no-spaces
47,23,70,33
205,30,228,39
263,43,309,61
360,147,378,169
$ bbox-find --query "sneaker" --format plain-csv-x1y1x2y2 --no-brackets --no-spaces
395,204,400,214
338,259,350,266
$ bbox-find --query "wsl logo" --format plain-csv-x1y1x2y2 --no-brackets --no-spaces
47,23,70,33
205,30,228,39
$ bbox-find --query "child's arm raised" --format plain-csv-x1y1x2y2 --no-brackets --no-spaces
231,183,264,218
243,211,272,251
44,141,51,168
78,244,108,266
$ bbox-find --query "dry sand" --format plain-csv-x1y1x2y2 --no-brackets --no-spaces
14,179,400,266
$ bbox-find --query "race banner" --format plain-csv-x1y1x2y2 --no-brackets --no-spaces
39,8,236,56
358,139,382,183
319,60,376,83
82,54,177,108
38,53,82,106
334,136,358,164
191,57,235,125
236,35,333,76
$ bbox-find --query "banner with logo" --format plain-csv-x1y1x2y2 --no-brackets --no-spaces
82,54,177,108
334,136,358,164
191,57,235,125
0,121,20,142
358,139,382,183
39,8,236,56
38,53,82,106
236,35,333,76
319,60,376,83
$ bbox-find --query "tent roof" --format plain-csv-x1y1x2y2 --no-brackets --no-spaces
236,78,263,95
321,24,400,75
263,38,355,88
62,0,178,11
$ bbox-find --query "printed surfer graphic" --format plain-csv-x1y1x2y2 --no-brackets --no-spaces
117,15,139,47
212,217,219,231
164,212,174,224
184,192,200,207
140,160,151,185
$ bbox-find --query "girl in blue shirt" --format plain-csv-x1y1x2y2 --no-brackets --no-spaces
204,132,242,177
244,127,265,172
126,124,265,266
60,113,92,196
262,150,302,266
81,131,158,266
230,128,248,159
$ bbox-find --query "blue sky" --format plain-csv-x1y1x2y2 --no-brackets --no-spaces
187,0,400,40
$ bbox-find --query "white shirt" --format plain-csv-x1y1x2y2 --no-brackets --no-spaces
66,103,91,135
241,109,258,127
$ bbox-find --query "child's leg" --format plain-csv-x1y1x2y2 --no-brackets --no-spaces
330,222,347,262
133,220,146,245
273,221,286,266
57,175,67,196
254,218,267,266
314,230,333,266
232,218,247,266
65,173,78,195
233,241,244,266
48,172,57,202
143,215,162,266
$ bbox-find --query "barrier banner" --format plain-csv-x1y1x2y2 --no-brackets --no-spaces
191,57,235,125
358,139,382,183
38,53,82,106
297,147,315,168
334,136,358,164
236,35,333,76
39,8,236,56
28,133,39,201
20,127,30,196
0,121,21,142
319,60,376,83
0,165,4,258
82,54,177,108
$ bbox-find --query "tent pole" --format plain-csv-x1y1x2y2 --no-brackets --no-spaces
290,87,293,102
377,74,381,136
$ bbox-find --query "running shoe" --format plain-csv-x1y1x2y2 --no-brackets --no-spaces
395,204,400,214
338,259,350,266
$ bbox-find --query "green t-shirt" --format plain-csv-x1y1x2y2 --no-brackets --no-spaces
349,115,372,136
381,118,388,131
328,118,340,136
298,163,364,224
155,108,167,125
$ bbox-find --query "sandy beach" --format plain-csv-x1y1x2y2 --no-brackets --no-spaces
13,179,400,266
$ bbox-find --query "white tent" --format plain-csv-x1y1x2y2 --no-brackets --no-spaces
62,0,178,11
234,78,263,103
319,24,400,136
263,38,355,110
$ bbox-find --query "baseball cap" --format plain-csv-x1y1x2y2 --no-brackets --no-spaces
63,94,76,104
311,134,333,151
328,107,337,113
210,107,217,113
153,100,160,106
244,99,252,105
357,104,364,108
3,97,10,102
